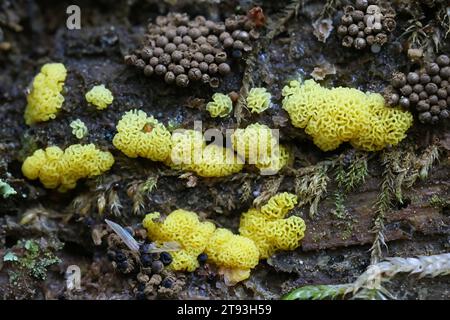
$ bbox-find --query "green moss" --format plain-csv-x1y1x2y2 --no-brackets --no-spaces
429,195,448,209
3,239,62,281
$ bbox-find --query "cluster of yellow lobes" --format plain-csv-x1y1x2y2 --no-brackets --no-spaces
21,144,114,192
205,228,259,285
85,84,114,110
282,80,413,151
113,110,289,176
239,193,306,259
231,123,291,174
142,192,305,284
113,109,172,162
143,210,216,272
165,129,244,177
24,63,67,125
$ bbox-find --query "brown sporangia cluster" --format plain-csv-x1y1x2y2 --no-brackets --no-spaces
106,232,184,299
124,12,260,88
386,54,450,124
337,0,396,52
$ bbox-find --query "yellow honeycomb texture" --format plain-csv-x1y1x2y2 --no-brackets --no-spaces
24,63,67,125
22,144,114,192
282,80,413,151
113,109,172,162
239,192,306,259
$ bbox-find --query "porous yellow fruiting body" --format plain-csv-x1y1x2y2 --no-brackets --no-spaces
166,130,244,177
231,123,278,167
21,144,114,192
239,193,306,259
282,80,413,151
205,228,260,285
206,93,233,118
113,109,172,162
143,210,216,272
255,144,291,175
85,84,114,110
24,63,67,125
70,119,88,139
246,88,271,113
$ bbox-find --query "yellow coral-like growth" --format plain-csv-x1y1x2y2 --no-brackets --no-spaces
246,88,271,113
24,63,67,125
206,93,233,118
85,84,114,110
231,123,278,167
239,193,306,259
193,144,244,178
166,130,244,177
282,80,413,151
22,144,114,192
143,209,259,283
205,228,260,285
143,210,216,272
113,109,172,162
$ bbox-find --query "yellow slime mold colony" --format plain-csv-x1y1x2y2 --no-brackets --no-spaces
167,129,244,177
205,228,259,285
22,144,114,192
24,63,67,125
282,80,413,151
143,210,259,283
239,193,306,259
113,109,172,162
143,210,216,272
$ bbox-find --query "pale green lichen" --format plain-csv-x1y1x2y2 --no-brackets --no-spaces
70,119,88,139
0,179,16,198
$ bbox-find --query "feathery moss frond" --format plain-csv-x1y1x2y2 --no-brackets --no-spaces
295,164,330,217
282,284,351,300
284,253,450,300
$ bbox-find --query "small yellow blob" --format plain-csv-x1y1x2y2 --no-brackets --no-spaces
22,144,114,192
282,79,413,151
205,228,260,285
85,84,114,110
70,119,88,139
113,109,172,162
206,93,233,118
239,193,306,259
24,63,67,125
246,88,271,113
